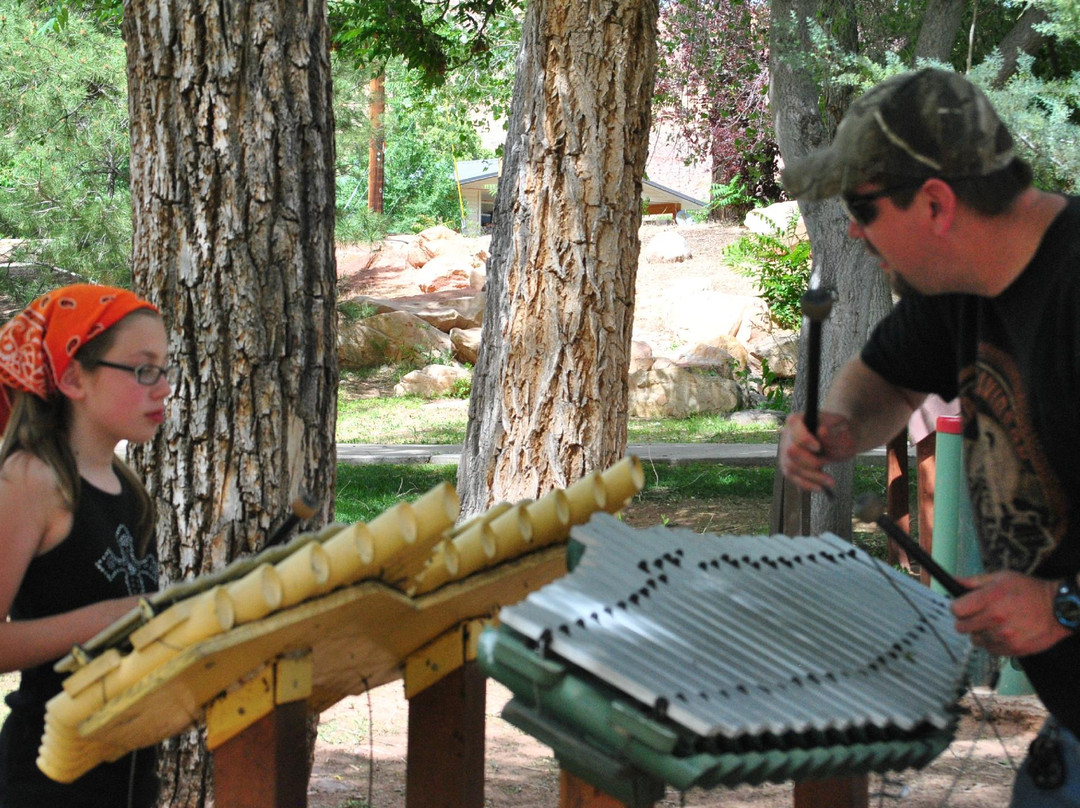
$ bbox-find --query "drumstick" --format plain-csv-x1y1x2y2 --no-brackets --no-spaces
853,493,970,597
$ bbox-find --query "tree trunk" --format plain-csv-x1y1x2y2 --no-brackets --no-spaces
123,0,338,804
914,0,965,61
457,0,659,516
992,6,1049,87
770,1,894,537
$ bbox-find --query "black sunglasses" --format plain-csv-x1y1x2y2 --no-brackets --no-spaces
841,182,925,227
95,360,179,387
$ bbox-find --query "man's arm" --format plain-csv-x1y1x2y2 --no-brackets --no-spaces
780,356,927,493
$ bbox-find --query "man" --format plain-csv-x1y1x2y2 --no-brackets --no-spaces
778,68,1080,805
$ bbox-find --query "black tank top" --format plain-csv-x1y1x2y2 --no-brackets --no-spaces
0,473,160,807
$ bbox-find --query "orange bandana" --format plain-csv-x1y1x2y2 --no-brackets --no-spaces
0,284,157,432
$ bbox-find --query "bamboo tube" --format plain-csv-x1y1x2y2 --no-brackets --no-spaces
485,502,534,562
274,542,331,609
448,522,498,577
444,501,512,539
564,471,607,524
599,455,645,513
407,538,460,596
224,563,283,625
320,521,377,590
45,587,235,727
380,484,462,583
365,502,419,566
525,489,571,544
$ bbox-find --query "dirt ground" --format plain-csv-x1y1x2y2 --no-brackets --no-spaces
317,221,1045,808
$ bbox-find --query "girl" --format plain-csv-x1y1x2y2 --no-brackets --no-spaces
0,284,174,807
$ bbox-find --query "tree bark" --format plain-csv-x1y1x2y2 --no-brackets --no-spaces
458,0,659,516
123,0,338,804
770,0,894,537
914,0,965,62
992,6,1049,87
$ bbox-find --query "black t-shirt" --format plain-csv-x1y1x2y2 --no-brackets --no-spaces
0,473,159,807
861,194,1080,734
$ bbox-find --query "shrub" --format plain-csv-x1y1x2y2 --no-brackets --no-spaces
723,213,811,331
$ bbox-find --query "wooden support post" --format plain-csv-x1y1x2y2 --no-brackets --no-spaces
559,771,643,808
213,698,310,808
794,776,870,808
406,660,486,808
885,429,910,568
915,433,938,587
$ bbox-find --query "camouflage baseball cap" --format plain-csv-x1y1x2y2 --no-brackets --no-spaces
781,68,1016,200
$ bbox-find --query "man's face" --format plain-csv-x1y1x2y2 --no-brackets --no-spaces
842,182,934,296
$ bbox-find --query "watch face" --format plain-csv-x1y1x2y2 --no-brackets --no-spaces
1055,584,1080,630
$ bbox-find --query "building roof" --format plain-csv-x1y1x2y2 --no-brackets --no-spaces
455,159,705,211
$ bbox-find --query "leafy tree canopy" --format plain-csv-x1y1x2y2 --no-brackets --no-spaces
0,0,130,301
329,0,520,87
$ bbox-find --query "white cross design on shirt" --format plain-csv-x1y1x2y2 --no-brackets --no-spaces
95,524,158,595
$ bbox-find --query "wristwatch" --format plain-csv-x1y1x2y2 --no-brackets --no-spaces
1053,576,1080,631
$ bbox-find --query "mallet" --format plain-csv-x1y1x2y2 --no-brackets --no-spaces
853,493,970,597
264,492,320,549
801,288,836,499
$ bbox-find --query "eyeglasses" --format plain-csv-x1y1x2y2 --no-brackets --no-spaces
841,182,925,227
95,360,179,387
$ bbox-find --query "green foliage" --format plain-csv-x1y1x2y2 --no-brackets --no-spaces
334,55,487,237
692,178,759,223
334,463,458,524
974,53,1080,192
329,0,519,88
724,215,812,331
0,0,131,296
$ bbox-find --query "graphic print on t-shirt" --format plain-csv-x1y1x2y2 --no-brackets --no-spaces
95,523,158,595
960,343,1067,574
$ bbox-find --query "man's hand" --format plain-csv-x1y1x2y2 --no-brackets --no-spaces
778,411,858,494
951,571,1071,657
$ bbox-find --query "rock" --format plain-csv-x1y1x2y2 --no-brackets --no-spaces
752,331,800,379
629,365,742,418
676,339,746,377
744,201,807,243
629,340,654,374
338,310,453,369
642,231,692,263
407,225,486,270
393,364,471,398
728,409,787,428
450,327,482,365
346,291,485,332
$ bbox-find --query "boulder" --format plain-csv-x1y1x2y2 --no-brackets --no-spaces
394,364,471,398
450,327,482,365
744,201,807,244
676,338,746,376
346,291,485,332
338,310,453,369
642,231,692,263
752,331,800,379
629,365,742,418
629,340,654,374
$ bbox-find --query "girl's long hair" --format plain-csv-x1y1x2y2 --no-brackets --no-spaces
0,310,158,557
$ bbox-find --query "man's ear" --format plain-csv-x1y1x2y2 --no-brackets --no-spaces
920,178,958,235
56,362,88,400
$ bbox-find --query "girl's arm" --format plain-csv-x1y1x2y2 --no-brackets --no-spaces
0,453,142,673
